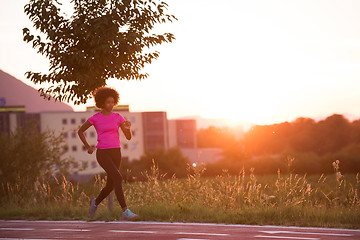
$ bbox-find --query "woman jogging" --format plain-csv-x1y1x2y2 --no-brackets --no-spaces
78,86,138,220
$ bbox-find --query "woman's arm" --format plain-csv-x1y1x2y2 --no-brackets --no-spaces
78,120,93,150
120,120,132,140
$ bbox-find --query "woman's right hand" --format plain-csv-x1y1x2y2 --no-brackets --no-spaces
87,146,95,154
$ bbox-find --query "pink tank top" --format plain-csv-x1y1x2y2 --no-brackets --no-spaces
87,112,126,149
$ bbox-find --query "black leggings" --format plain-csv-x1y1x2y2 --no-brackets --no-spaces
94,147,127,209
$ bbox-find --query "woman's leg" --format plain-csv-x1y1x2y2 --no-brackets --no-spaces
94,149,120,205
95,148,127,209
94,174,114,206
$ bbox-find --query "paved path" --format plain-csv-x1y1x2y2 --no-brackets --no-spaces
0,220,359,239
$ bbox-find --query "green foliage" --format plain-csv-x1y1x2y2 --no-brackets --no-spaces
22,0,177,104
0,118,76,201
124,146,191,180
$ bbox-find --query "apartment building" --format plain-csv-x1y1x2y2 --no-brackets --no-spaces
39,105,146,177
0,105,40,134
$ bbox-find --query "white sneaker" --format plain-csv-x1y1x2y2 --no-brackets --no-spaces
122,209,139,220
88,197,98,219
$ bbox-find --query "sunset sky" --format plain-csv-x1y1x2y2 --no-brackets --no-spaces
1,0,360,126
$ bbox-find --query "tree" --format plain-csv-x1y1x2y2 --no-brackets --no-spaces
314,114,352,155
289,117,317,152
22,0,177,104
129,146,191,179
197,126,237,148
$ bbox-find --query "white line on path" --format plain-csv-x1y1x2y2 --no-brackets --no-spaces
260,230,354,236
177,239,210,240
108,230,156,233
255,236,320,240
0,239,56,240
49,228,90,231
1,220,359,232
176,232,229,236
0,227,34,231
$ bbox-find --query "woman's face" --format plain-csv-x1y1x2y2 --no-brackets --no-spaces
103,97,115,111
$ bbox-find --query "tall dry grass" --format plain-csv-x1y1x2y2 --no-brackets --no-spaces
1,158,359,214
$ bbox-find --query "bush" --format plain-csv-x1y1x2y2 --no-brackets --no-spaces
0,118,76,202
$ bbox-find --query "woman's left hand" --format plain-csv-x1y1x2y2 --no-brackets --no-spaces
124,120,131,129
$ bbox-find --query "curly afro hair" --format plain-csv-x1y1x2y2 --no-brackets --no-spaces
92,86,119,109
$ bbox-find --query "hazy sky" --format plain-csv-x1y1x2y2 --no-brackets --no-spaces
1,0,360,126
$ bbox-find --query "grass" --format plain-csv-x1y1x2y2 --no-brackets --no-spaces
0,159,359,229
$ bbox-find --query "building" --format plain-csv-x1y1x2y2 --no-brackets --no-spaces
168,119,197,149
0,105,40,135
39,106,146,178
168,118,224,165
37,107,204,180
142,112,169,152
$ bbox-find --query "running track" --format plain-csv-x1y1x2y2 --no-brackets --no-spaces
0,220,359,239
